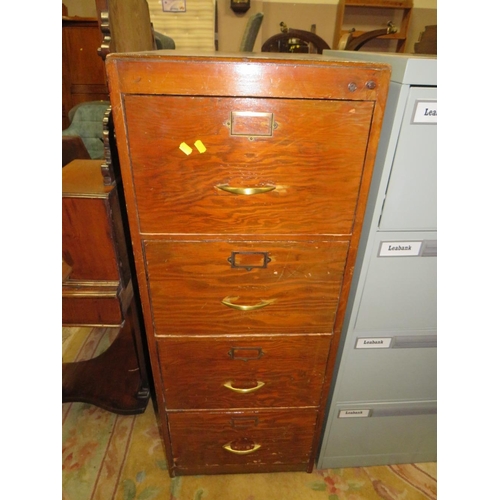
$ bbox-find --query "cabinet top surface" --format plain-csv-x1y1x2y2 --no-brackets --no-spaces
106,51,391,101
62,160,112,197
106,50,391,72
324,50,436,86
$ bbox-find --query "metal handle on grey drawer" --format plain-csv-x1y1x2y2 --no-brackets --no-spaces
221,296,275,311
223,442,261,455
215,184,276,195
223,381,265,393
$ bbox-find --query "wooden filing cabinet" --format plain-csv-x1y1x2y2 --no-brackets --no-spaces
106,52,390,476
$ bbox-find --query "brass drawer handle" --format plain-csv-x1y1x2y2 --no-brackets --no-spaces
215,184,276,195
221,296,275,311
223,442,261,455
223,381,265,393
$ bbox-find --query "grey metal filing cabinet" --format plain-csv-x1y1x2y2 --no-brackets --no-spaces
318,52,437,468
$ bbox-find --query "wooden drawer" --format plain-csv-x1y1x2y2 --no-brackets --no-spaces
124,96,373,235
62,280,132,327
168,409,318,473
62,295,123,326
144,240,349,335
157,335,331,409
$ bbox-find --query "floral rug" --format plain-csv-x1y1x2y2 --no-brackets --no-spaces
62,327,437,500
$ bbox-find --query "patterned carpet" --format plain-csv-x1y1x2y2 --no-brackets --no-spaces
62,327,437,500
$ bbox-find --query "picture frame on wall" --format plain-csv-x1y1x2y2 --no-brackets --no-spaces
162,0,186,12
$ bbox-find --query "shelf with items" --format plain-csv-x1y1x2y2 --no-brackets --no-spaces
333,0,413,53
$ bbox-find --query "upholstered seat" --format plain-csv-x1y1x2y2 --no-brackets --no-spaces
62,101,111,159
154,31,176,50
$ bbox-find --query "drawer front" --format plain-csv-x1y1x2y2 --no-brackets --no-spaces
319,402,436,469
168,409,318,471
144,240,349,334
62,296,123,326
62,196,122,281
124,96,373,235
157,335,331,409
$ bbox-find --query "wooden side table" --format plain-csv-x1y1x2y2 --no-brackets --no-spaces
62,159,150,415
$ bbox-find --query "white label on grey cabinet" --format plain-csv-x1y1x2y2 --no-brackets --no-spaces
338,409,371,418
412,100,437,124
378,241,422,257
355,337,392,349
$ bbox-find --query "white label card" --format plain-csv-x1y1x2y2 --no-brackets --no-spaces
339,409,371,418
412,101,437,124
379,241,422,257
356,337,392,349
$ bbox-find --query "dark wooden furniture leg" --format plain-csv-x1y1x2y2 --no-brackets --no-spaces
63,301,149,415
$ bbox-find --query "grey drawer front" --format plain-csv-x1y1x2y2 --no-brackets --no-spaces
355,233,437,332
334,341,436,402
318,401,437,469
379,87,437,231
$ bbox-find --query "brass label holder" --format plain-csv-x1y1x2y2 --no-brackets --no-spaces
227,251,271,271
228,347,264,361
228,111,275,138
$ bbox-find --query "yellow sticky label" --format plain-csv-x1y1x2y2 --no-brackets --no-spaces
194,140,207,153
179,142,193,155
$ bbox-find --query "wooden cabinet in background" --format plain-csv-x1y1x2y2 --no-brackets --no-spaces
106,52,390,476
62,17,108,128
